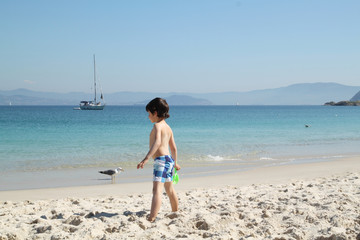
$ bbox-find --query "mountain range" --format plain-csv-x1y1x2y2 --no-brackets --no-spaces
1,82,359,106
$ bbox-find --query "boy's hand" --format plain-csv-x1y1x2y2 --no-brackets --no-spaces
175,163,181,171
137,158,148,169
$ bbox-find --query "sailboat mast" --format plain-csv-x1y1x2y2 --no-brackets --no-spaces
93,54,97,103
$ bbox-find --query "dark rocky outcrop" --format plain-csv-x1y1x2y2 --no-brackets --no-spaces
324,101,360,106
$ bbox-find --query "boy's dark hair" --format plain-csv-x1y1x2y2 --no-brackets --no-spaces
146,98,170,119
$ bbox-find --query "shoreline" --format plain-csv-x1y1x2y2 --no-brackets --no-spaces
1,156,359,239
0,152,356,192
1,156,359,201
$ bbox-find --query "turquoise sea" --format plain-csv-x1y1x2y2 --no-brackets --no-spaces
1,105,360,190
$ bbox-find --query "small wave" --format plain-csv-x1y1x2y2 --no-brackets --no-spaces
203,154,245,162
282,154,350,165
206,155,224,161
259,157,276,161
319,155,344,159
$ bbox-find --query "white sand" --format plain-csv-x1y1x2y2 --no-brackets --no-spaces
1,157,360,239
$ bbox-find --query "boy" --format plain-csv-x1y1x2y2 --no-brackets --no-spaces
137,97,181,222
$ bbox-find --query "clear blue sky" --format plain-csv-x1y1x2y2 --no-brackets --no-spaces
1,0,359,93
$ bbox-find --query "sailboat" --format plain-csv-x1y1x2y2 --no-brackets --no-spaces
79,55,105,110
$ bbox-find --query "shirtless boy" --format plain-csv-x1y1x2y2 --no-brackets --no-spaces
137,98,181,222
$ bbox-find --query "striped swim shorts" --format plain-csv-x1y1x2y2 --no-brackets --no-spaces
153,155,174,183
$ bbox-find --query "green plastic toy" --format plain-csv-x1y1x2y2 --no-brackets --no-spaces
173,168,179,184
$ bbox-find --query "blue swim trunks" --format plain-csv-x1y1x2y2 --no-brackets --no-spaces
153,155,174,183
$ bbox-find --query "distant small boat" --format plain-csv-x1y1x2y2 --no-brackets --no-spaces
78,55,105,110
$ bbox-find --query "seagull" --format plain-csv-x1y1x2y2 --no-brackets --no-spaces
99,167,124,183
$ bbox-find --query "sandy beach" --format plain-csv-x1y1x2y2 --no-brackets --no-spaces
1,157,360,240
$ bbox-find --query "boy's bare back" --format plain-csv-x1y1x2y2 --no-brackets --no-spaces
149,121,174,159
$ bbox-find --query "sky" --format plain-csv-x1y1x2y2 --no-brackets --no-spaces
1,0,359,94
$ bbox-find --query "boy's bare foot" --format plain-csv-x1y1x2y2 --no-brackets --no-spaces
146,214,155,223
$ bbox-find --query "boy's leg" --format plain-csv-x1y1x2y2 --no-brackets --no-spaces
164,182,179,212
148,181,164,222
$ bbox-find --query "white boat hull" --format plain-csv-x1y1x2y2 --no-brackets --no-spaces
80,104,105,110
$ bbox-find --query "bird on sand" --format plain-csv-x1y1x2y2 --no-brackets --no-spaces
99,167,124,183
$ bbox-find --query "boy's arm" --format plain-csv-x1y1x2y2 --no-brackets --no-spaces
137,124,162,169
169,132,181,170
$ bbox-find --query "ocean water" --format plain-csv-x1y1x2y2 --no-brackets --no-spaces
1,105,360,190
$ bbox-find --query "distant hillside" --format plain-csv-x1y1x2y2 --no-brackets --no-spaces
0,90,211,106
135,95,212,106
188,82,360,105
350,90,360,101
0,88,90,105
166,95,211,105
1,82,359,105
